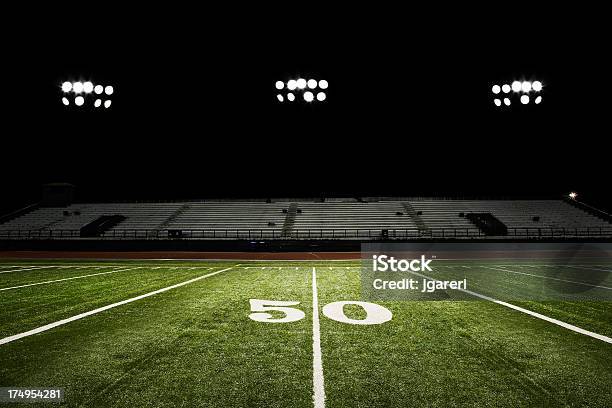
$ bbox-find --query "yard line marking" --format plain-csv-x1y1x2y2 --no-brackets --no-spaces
564,265,612,273
0,266,57,275
0,267,143,292
0,266,234,346
484,266,612,291
406,269,612,345
312,267,326,408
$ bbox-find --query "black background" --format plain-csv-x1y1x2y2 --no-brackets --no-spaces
2,6,610,213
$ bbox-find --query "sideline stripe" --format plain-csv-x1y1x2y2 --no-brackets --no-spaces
0,266,57,275
312,267,326,408
407,269,612,344
0,266,234,346
0,267,143,292
483,266,612,291
564,265,612,273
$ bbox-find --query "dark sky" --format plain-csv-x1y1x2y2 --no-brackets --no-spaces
2,7,610,212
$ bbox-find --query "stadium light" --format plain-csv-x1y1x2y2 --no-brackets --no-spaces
104,86,114,96
287,80,297,90
511,81,521,92
569,192,578,200
275,81,284,90
61,82,72,93
521,81,532,93
532,81,543,92
493,98,501,107
535,96,542,104
75,96,85,106
277,94,284,102
520,95,529,104
503,98,511,106
492,85,501,94
287,93,295,102
73,82,84,94
62,97,70,106
316,92,326,101
83,81,94,93
94,85,103,94
104,100,112,108
296,78,307,89
304,91,314,102
501,84,511,94
94,99,102,108
319,80,328,89
307,79,317,89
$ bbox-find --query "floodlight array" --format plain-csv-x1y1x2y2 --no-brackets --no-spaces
491,79,543,108
60,80,113,108
276,77,327,103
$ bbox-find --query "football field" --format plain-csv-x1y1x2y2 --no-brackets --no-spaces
0,259,611,407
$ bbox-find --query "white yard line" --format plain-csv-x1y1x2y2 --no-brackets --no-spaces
483,266,612,291
406,269,612,345
0,266,57,275
0,267,143,292
312,267,326,408
564,265,612,273
0,266,234,346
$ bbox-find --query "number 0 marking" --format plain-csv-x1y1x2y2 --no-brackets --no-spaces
322,301,393,325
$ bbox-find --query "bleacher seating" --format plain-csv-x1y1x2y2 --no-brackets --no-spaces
0,199,610,239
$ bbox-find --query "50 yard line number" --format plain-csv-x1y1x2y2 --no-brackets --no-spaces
249,299,392,325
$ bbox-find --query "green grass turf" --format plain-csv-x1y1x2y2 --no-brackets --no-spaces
0,260,610,407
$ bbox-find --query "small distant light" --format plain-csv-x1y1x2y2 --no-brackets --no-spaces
275,81,284,90
502,84,511,94
520,95,530,104
493,98,501,107
296,78,307,89
319,79,328,89
62,97,70,106
569,192,578,200
276,94,284,102
511,81,521,92
503,98,511,106
94,85,103,94
287,80,297,91
83,81,94,93
75,96,85,106
532,81,543,92
316,92,326,101
94,99,102,108
104,100,112,108
521,81,532,93
535,95,542,104
61,82,72,93
307,79,317,89
304,91,314,102
287,93,295,102
104,86,114,96
73,82,84,94
492,85,501,94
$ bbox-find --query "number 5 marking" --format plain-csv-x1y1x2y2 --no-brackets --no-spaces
248,299,306,323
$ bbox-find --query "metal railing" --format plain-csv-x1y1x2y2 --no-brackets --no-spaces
1,226,612,240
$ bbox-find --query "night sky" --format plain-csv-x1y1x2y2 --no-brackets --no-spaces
2,7,610,213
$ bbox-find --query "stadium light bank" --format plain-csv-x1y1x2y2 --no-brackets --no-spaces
491,79,543,107
276,78,328,103
61,80,114,109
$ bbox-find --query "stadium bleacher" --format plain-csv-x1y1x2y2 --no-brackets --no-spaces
0,199,610,240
